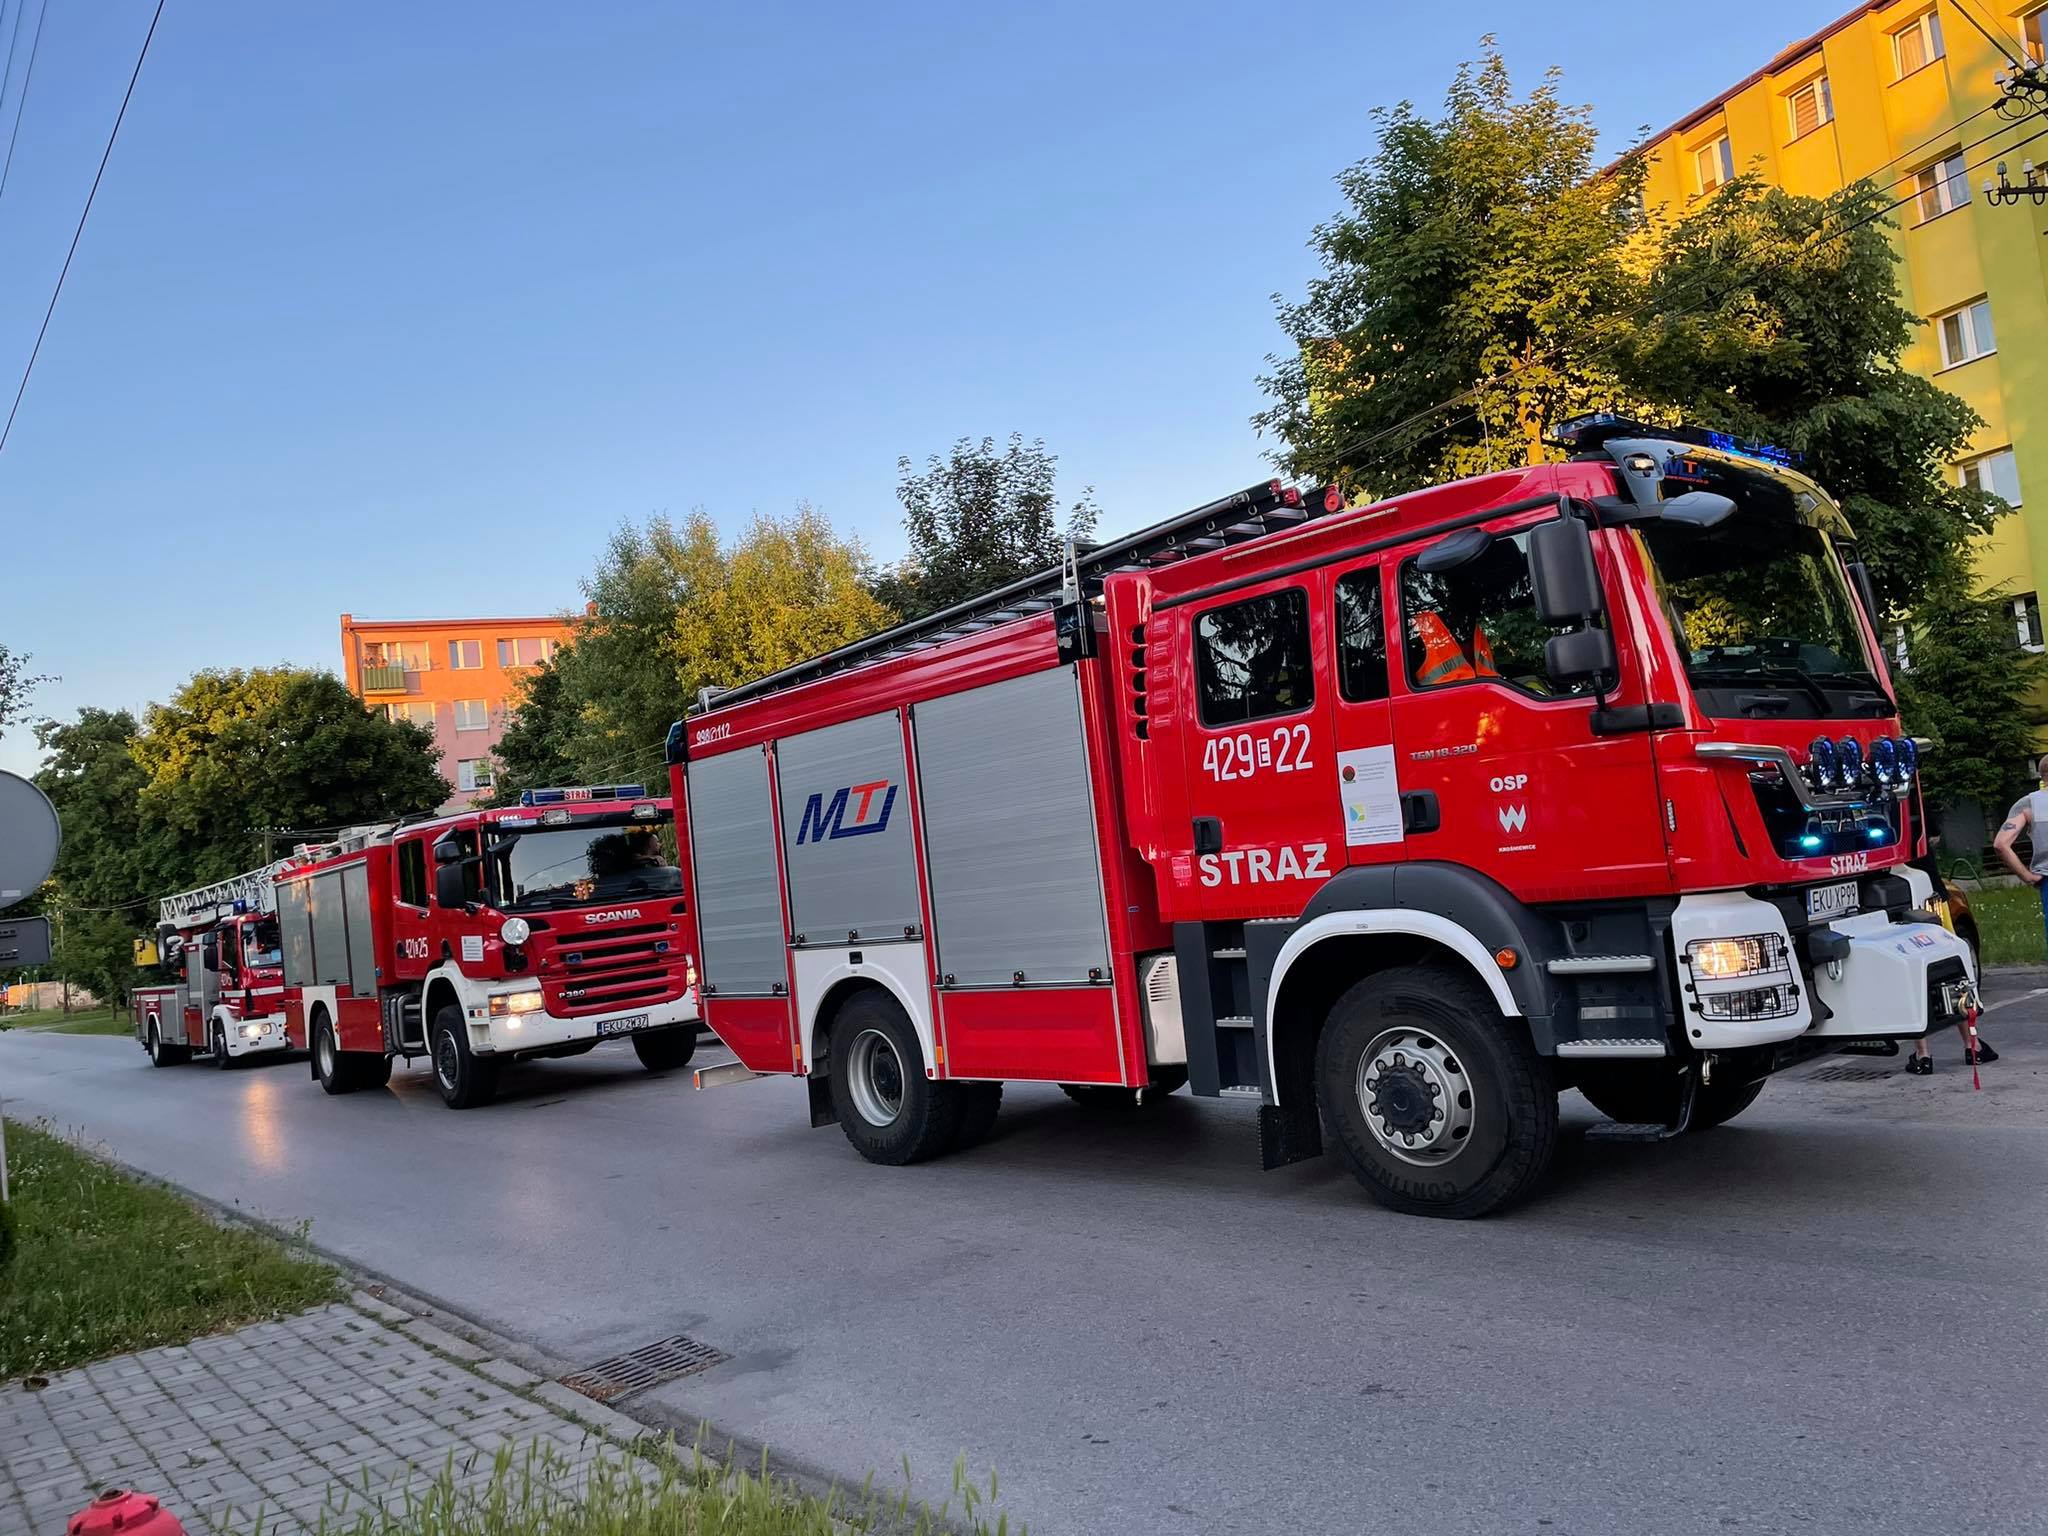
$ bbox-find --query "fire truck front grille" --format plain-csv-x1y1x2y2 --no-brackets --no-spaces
535,921,684,1017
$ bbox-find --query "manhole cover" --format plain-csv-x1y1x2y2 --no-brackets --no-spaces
1804,1065,1895,1083
562,1334,730,1402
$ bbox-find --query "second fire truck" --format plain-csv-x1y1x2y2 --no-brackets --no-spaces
275,785,702,1108
665,417,1976,1218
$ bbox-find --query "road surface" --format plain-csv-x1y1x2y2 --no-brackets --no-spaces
4,983,2045,1534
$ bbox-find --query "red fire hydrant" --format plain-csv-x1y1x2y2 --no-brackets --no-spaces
66,1489,185,1536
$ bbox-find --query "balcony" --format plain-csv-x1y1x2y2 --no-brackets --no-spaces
360,664,410,692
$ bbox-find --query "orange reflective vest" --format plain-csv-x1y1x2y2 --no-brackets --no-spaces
1471,624,1499,680
1414,611,1475,685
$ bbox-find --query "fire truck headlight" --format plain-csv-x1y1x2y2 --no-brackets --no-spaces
1807,736,1837,790
238,1022,264,1040
1685,934,1790,981
500,917,531,947
1896,736,1918,782
1870,736,1898,784
488,989,545,1020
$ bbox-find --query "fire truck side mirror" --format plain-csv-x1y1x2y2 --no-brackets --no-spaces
1544,627,1616,690
199,934,220,972
434,840,467,865
1528,516,1604,625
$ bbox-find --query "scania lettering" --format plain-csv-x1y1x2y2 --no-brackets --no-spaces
665,417,1972,1217
273,786,704,1108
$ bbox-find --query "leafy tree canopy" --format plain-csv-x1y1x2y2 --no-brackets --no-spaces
0,642,52,739
876,435,1099,621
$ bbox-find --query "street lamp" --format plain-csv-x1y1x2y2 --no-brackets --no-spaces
1983,160,2048,207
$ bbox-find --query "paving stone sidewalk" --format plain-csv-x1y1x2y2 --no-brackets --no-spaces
0,1302,643,1536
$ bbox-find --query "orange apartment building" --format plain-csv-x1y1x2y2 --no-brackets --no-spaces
340,612,581,808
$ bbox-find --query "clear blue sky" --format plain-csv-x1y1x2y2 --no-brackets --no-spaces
0,0,1826,776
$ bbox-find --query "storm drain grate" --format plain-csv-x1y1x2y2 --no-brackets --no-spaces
562,1334,731,1402
1804,1065,1895,1083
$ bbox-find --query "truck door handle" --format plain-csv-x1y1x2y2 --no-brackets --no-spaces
1192,816,1224,854
1400,791,1440,834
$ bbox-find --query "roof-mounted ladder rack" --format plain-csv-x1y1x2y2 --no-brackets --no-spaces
702,477,1335,712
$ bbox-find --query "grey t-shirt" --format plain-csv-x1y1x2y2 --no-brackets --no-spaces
2015,791,2048,875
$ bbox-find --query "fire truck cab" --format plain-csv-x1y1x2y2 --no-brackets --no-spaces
668,418,1975,1217
275,787,702,1108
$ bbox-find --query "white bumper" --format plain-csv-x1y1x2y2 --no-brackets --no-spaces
221,1012,294,1059
1672,885,1976,1050
469,987,698,1055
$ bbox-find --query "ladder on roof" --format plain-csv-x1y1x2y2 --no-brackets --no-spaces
158,846,337,929
704,477,1335,712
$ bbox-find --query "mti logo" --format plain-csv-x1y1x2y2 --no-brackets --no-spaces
796,780,897,845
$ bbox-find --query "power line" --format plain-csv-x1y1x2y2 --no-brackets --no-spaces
0,1,23,117
0,0,163,458
1947,0,2028,73
0,0,48,205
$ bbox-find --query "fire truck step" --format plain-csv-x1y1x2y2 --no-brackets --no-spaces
1583,1119,1691,1143
1211,946,1247,960
1546,955,1656,975
1216,1014,1254,1030
1555,1038,1667,1058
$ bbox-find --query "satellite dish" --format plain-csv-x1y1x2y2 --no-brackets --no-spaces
0,770,61,911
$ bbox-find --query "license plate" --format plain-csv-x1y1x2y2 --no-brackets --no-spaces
1806,880,1859,922
596,1013,651,1038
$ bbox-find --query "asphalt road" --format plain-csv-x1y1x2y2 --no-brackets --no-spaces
5,985,2046,1536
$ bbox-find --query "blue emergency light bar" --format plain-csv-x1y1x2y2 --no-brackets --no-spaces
519,784,648,807
1550,413,1803,467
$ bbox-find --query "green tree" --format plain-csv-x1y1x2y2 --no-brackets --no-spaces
877,435,1099,620
1893,573,2045,818
0,643,52,738
136,668,448,881
1256,42,1644,493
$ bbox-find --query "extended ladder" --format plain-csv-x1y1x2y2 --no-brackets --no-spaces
705,477,1338,712
158,846,337,929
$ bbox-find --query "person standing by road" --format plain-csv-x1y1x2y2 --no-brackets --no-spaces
1992,761,2048,957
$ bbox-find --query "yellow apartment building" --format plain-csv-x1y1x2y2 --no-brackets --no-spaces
1638,1,2048,643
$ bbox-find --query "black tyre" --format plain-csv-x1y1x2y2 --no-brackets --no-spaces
1575,1066,1766,1131
1059,1065,1188,1107
211,1023,234,1070
430,1004,499,1109
1316,964,1558,1219
358,1053,394,1089
828,990,961,1164
313,1014,355,1095
631,1027,697,1073
951,1082,1004,1151
146,1020,180,1069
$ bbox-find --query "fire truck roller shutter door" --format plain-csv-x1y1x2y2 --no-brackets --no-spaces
776,711,920,945
309,870,352,992
341,863,376,997
689,749,788,996
912,667,1112,989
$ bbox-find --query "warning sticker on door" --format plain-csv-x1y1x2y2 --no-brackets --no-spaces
1337,745,1404,847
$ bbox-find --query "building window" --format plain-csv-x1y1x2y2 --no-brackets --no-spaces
1959,448,2024,506
2026,7,2045,66
1892,10,1944,78
1334,567,1389,703
365,641,430,671
454,699,489,731
448,639,483,670
1694,134,1734,194
1914,153,1969,221
1401,529,1597,700
1193,588,1313,726
379,701,436,728
2014,593,2044,652
497,636,557,668
456,758,494,792
1785,76,1833,140
1935,298,1996,367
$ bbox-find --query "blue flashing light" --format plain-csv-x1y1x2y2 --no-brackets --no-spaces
1799,832,1825,853
1871,736,1899,783
1836,736,1864,782
1807,735,1838,790
1898,737,1918,780
519,784,649,808
1867,824,1889,842
1703,429,1801,467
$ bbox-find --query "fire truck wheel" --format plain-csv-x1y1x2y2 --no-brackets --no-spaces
1574,1068,1766,1131
1316,965,1557,1219
146,1021,186,1068
313,1016,355,1094
951,1082,1003,1151
358,1053,393,1089
631,1027,697,1073
211,1024,234,1069
828,991,961,1164
430,1005,499,1109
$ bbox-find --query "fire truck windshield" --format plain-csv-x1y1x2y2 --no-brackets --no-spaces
1635,453,1891,722
485,818,682,911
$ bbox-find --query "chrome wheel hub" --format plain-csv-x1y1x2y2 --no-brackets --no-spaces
434,1032,459,1091
1356,1027,1475,1167
846,1028,905,1128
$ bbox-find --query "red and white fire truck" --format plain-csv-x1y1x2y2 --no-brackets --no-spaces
133,853,333,1068
274,786,701,1108
665,416,1977,1217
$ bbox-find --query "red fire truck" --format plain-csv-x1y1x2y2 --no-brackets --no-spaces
274,786,701,1108
133,853,334,1068
665,417,1977,1217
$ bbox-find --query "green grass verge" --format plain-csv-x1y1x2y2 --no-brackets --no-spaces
0,1006,129,1035
0,1121,340,1379
256,1440,1022,1536
1965,883,2046,969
